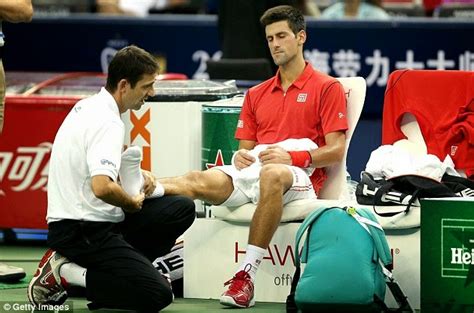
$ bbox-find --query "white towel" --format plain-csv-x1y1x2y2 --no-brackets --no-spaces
365,144,459,182
232,138,318,202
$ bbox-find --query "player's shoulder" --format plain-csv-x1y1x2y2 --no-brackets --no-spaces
247,75,277,96
311,69,340,87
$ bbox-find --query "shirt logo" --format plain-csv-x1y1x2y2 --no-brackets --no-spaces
338,112,345,119
451,145,458,156
101,159,116,168
296,93,307,103
237,120,244,128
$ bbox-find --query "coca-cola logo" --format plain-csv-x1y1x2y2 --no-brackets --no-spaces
0,142,52,195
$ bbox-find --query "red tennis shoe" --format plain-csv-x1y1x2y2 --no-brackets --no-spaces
27,249,69,307
220,269,255,308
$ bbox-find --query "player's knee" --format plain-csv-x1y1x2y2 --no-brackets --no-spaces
185,170,232,200
260,164,291,185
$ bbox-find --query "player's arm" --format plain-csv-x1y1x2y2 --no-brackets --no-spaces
258,132,345,167
0,0,33,22
233,139,257,170
91,175,144,213
85,119,144,211
239,139,256,150
308,80,347,168
308,131,346,168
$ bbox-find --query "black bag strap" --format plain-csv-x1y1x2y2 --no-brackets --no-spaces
371,181,415,218
383,276,415,312
286,266,300,313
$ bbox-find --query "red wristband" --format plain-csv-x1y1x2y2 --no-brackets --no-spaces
288,151,312,168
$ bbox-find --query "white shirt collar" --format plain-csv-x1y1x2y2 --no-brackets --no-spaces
99,87,121,116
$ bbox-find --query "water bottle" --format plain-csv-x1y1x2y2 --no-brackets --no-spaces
346,170,358,201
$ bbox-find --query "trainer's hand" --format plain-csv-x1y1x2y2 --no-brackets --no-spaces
258,146,292,165
141,170,156,197
124,193,145,213
234,149,256,170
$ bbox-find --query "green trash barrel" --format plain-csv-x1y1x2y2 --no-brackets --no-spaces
201,97,244,171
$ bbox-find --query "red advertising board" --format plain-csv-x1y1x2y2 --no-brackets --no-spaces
0,96,79,229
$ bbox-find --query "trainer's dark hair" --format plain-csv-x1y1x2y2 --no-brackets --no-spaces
260,5,306,35
106,45,159,92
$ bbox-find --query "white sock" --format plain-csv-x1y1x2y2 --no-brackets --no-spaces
237,244,266,281
120,146,144,196
147,182,165,198
120,146,164,198
60,262,87,288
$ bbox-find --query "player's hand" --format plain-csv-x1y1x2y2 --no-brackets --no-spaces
124,193,145,213
141,170,156,197
234,149,256,170
258,146,292,165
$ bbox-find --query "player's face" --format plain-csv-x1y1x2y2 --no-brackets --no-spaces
265,21,305,66
125,73,156,111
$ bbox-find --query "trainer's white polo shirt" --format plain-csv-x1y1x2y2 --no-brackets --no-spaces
47,88,125,223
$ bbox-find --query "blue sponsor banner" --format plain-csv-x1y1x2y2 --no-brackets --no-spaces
3,15,473,116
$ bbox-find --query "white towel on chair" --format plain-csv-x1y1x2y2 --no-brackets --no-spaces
365,144,458,181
